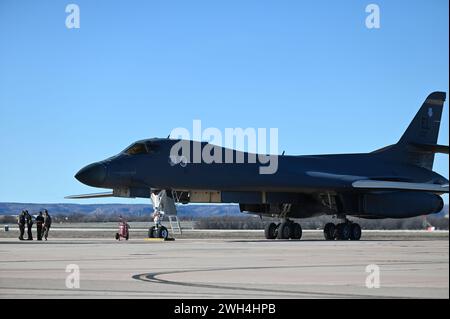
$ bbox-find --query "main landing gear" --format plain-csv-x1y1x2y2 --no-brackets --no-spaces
264,218,362,241
264,220,302,240
323,220,361,241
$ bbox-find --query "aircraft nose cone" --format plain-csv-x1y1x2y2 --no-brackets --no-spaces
75,162,107,187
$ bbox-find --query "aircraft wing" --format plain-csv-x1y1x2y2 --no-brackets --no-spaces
65,192,114,199
306,171,449,194
352,180,449,193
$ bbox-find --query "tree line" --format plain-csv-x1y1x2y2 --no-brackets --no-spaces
1,213,447,230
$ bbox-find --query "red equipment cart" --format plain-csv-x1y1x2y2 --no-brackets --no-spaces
115,220,129,240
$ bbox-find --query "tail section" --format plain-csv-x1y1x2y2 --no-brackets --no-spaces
398,91,446,146
374,91,448,170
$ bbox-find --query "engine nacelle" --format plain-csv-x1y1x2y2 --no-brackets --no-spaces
358,191,444,218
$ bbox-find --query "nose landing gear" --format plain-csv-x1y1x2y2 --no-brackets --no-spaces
148,189,177,240
149,225,169,239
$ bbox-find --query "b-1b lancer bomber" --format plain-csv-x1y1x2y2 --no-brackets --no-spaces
68,92,449,240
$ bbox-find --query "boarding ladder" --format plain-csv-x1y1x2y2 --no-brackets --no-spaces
168,215,182,235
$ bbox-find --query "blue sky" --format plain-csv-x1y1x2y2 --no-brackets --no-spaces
0,0,448,204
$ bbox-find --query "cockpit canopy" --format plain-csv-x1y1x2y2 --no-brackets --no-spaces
123,140,160,155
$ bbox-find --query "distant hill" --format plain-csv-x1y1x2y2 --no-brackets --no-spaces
0,202,242,217
0,202,447,218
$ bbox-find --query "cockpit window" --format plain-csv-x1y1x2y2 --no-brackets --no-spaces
125,143,148,155
145,141,160,153
123,141,161,155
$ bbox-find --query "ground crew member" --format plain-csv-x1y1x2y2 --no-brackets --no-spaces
35,211,44,241
43,210,52,241
17,210,26,240
25,210,33,240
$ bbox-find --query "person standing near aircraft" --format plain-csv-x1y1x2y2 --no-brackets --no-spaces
43,210,52,241
17,210,26,240
35,211,44,241
25,210,33,240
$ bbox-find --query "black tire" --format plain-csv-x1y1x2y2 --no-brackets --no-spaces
125,234,129,240
291,223,302,240
277,222,291,239
148,226,156,238
323,223,336,240
350,223,362,241
336,223,351,240
264,223,277,239
115,233,120,240
156,226,169,239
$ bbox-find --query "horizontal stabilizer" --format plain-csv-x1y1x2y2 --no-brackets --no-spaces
352,180,449,194
65,192,114,199
410,143,449,154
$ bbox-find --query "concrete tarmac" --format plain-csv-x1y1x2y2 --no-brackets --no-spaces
0,234,448,299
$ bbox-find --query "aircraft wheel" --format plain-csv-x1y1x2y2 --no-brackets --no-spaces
148,226,156,238
323,223,336,240
291,223,302,240
277,222,291,239
156,226,169,239
350,223,362,241
264,223,277,239
336,223,351,240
